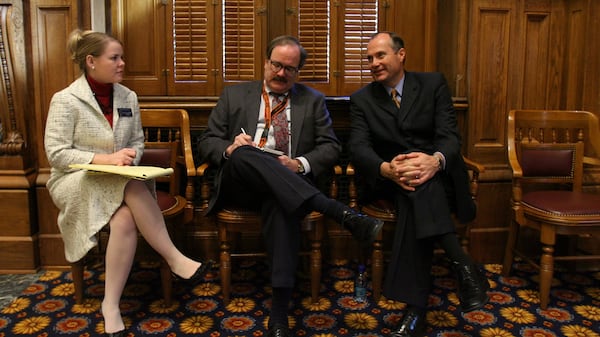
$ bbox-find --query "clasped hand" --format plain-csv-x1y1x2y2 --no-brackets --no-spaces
386,152,439,191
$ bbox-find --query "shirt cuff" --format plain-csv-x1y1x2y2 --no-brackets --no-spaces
433,151,446,170
296,156,310,175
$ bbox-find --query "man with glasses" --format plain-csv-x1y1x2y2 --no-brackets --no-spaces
198,35,383,337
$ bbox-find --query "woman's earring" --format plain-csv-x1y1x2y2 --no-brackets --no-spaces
92,66,95,70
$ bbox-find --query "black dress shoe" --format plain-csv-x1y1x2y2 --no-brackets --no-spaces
341,209,384,244
266,323,292,337
174,260,214,283
106,330,126,337
453,262,490,312
388,307,426,337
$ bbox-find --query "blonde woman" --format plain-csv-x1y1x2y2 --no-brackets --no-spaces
44,29,210,337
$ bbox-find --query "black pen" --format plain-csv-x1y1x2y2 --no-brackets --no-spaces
241,128,247,135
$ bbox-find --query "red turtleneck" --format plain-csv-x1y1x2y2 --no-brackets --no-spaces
86,75,114,127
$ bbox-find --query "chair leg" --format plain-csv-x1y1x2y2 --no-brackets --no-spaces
539,243,554,310
371,238,384,302
309,229,322,303
539,225,556,310
71,260,85,305
160,258,173,306
502,219,519,276
220,228,232,305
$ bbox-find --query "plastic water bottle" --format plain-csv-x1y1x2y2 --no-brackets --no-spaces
354,264,367,302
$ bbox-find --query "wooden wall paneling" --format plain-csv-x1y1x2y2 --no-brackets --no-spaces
30,0,79,170
0,189,39,272
582,0,600,114
29,0,79,270
563,0,587,110
36,187,67,269
111,0,166,95
271,0,286,40
467,0,513,165
468,181,512,263
437,0,469,99
521,9,553,109
388,0,438,72
465,0,516,263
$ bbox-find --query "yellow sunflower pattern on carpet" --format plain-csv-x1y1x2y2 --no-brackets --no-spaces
0,257,599,336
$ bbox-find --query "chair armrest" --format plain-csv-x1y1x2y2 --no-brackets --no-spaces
462,155,485,174
196,162,212,211
508,144,523,178
462,156,484,203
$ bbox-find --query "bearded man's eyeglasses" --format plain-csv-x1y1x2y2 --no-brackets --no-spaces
269,60,299,76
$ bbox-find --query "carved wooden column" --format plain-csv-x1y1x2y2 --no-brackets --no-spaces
0,1,38,273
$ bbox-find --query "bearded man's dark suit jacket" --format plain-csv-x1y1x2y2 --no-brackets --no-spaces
198,80,340,288
349,71,475,307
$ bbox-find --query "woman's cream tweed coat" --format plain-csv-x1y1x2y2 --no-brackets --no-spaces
45,75,145,263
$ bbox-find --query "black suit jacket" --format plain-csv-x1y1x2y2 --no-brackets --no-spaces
349,71,475,225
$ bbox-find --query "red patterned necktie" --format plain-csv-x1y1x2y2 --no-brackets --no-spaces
270,93,289,155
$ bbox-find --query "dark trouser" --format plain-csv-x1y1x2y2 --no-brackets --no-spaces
383,175,455,307
218,146,320,287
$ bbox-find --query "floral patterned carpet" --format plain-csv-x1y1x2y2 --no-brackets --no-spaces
0,257,599,337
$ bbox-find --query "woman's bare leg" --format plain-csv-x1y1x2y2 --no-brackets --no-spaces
102,205,137,334
123,180,201,278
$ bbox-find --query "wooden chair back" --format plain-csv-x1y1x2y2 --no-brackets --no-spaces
140,108,196,222
508,109,600,167
503,109,600,309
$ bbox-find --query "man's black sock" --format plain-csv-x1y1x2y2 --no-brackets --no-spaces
438,232,471,265
305,193,348,222
269,287,292,328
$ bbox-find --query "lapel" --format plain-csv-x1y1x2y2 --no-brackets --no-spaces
371,82,398,119
244,81,263,137
112,83,134,127
397,72,419,124
289,84,304,156
71,75,102,115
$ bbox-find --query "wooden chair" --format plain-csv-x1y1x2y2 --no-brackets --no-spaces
347,156,485,301
502,109,600,309
197,163,342,304
71,108,196,306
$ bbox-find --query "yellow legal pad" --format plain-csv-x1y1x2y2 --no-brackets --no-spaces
69,164,174,180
